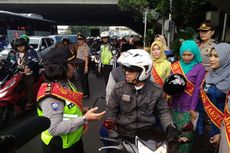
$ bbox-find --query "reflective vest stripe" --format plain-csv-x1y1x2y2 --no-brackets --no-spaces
63,114,79,118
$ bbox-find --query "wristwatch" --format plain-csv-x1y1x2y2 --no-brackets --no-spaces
82,116,88,125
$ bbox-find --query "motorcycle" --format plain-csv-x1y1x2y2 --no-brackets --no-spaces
99,126,168,153
99,120,191,153
89,49,100,77
0,60,44,129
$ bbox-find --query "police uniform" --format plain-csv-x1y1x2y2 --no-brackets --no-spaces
37,81,87,153
197,23,216,72
37,46,106,153
100,43,114,85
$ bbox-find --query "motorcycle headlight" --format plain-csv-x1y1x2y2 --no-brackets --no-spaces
0,91,7,98
0,78,16,93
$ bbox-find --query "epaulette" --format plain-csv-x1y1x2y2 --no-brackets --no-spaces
45,83,53,94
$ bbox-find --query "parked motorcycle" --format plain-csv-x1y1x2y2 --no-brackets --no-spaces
89,50,100,77
0,60,44,129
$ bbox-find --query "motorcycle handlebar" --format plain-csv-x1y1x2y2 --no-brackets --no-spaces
98,145,123,151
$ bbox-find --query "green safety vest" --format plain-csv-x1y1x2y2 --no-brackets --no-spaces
37,81,83,149
100,45,112,65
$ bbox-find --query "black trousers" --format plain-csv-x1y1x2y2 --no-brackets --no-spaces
42,137,85,153
102,65,113,86
21,74,35,104
77,61,90,96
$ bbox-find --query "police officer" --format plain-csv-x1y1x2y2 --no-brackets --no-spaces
37,47,106,153
76,34,90,98
98,31,115,86
197,20,216,71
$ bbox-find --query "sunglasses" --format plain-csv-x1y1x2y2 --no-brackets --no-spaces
199,30,210,33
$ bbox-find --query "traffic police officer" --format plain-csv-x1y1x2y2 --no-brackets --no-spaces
37,47,106,153
98,31,115,86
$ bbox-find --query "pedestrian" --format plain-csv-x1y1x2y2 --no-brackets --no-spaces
194,43,230,153
170,40,205,153
76,33,90,98
105,49,179,151
197,20,216,71
14,37,40,110
150,40,171,87
37,47,106,153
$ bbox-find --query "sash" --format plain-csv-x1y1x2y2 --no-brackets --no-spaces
200,82,224,129
152,67,164,87
171,61,194,96
224,106,230,148
224,91,230,147
37,83,83,110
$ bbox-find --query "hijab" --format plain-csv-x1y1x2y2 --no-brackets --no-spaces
179,40,202,74
206,43,230,93
150,40,167,63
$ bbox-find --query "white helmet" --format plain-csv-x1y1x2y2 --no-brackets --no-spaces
100,31,110,38
118,49,153,81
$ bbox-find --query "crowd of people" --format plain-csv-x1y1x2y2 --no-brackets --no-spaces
1,19,230,153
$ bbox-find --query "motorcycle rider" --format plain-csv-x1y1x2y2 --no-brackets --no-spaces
98,31,115,86
37,47,106,153
14,37,39,110
105,49,178,151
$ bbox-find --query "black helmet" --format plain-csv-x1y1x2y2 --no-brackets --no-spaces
10,39,16,50
14,38,27,47
163,74,186,95
62,37,69,44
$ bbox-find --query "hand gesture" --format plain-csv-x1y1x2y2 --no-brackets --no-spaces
24,66,31,75
84,107,106,121
84,66,88,74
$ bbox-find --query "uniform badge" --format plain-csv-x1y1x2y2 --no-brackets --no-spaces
51,102,59,111
122,94,130,102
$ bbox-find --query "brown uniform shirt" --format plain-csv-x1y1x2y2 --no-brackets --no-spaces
198,39,216,72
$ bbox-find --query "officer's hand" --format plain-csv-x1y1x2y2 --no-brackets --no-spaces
210,134,220,146
82,107,89,114
84,107,106,121
84,66,88,74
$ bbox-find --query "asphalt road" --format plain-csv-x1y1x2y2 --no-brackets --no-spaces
0,71,107,153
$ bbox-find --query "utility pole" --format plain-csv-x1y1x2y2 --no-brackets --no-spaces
222,13,228,41
143,9,148,48
167,0,172,49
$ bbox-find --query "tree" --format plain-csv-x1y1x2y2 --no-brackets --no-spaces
66,26,99,36
118,0,215,46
